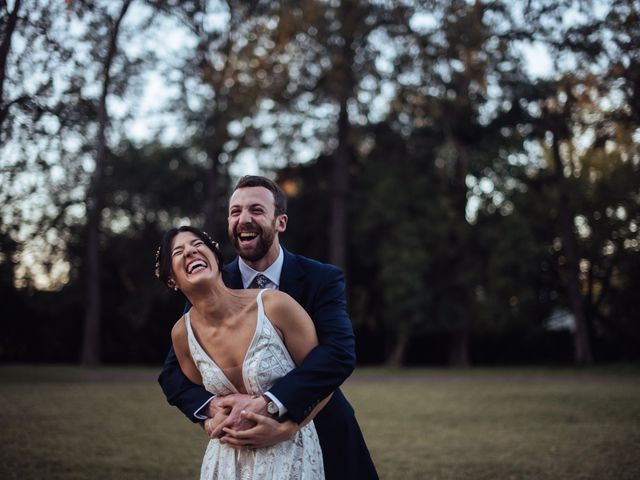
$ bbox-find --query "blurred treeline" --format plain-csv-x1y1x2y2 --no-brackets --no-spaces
1,0,638,367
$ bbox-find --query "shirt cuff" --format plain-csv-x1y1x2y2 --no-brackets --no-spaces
264,391,288,417
193,395,215,420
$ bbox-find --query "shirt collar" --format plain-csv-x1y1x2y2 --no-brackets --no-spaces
238,246,284,289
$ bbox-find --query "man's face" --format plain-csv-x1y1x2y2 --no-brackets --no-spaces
227,186,287,262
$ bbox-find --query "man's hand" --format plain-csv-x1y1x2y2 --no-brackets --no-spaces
209,394,268,438
220,410,298,449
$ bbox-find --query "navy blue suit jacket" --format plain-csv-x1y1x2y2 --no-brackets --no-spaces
158,248,377,479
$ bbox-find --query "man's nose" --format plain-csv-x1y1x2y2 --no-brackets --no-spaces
238,209,252,224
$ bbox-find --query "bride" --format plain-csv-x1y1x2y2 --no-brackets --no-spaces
156,226,327,479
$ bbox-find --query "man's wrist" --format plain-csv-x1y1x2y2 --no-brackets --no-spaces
261,394,280,417
194,395,216,420
262,391,288,417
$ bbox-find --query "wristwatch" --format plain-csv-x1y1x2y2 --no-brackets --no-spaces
262,394,279,417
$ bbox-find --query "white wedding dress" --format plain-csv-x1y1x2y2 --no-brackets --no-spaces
184,289,325,480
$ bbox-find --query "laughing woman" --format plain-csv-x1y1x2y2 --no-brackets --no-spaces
155,225,326,479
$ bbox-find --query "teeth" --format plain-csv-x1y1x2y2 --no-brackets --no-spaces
187,261,206,274
239,232,258,240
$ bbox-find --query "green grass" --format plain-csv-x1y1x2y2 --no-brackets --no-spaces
1,365,639,479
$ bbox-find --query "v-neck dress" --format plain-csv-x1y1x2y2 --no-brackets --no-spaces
184,289,325,479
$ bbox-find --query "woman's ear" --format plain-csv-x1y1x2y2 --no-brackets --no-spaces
167,278,178,291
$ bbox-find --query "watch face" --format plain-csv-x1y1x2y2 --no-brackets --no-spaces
267,402,278,415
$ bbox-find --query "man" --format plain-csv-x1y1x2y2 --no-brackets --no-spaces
159,175,378,479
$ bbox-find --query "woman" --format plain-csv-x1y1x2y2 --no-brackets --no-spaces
155,226,326,479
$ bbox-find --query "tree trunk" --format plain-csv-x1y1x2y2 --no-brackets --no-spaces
550,131,594,366
203,148,222,237
329,99,349,270
329,13,354,271
0,0,22,129
448,329,470,366
81,0,132,365
386,329,409,367
446,139,472,366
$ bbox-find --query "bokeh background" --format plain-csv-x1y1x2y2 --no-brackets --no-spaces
1,0,639,369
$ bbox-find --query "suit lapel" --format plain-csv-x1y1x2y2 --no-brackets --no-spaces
222,258,243,289
278,248,305,301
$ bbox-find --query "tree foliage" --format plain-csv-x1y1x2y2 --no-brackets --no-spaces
1,0,639,366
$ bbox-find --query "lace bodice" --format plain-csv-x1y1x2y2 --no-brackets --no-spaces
184,289,296,398
184,289,325,480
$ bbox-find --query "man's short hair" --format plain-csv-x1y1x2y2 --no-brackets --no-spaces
234,175,287,216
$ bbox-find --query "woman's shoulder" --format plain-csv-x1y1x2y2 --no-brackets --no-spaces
170,315,187,342
261,289,307,325
260,289,293,308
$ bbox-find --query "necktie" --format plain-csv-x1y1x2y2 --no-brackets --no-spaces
249,273,270,289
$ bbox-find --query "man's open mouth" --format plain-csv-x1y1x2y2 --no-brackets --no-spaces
238,232,259,243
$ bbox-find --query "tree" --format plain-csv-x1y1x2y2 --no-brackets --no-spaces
71,0,135,365
0,0,81,290
0,0,22,133
352,123,448,365
156,0,302,236
506,0,640,364
383,0,532,365
240,1,412,270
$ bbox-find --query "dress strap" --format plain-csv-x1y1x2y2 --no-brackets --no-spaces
184,310,193,336
256,288,267,318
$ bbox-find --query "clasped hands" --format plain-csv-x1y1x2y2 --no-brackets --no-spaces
202,393,298,450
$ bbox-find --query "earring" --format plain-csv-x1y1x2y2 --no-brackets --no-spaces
173,286,178,291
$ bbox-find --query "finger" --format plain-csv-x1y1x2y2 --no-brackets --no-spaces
222,425,264,440
222,426,254,439
240,409,269,424
213,397,235,408
204,419,212,433
210,426,225,438
211,417,234,437
220,435,253,448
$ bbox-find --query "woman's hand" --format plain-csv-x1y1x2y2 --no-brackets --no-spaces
208,393,267,438
219,410,299,449
203,405,231,439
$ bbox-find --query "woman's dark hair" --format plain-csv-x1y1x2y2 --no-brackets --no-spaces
155,226,223,287
234,175,287,216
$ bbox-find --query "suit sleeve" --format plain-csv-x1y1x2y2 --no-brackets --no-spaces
158,348,212,423
158,314,213,423
268,266,356,424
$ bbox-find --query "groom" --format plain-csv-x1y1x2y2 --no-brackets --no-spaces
159,175,378,479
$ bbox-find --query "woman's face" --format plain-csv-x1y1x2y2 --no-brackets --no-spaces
168,231,219,291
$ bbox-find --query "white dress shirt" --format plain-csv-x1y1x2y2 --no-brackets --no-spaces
238,246,284,290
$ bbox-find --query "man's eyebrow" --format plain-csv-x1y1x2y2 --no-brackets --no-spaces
229,202,266,210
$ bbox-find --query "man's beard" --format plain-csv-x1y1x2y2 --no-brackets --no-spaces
231,221,276,262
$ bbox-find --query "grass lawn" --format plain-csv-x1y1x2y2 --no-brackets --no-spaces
1,365,639,479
